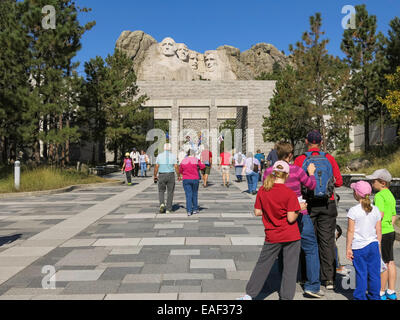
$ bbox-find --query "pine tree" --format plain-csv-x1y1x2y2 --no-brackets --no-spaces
82,50,150,164
290,13,351,151
262,66,314,147
341,4,388,151
387,17,400,73
0,0,31,163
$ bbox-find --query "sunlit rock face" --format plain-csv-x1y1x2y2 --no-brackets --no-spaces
115,30,290,80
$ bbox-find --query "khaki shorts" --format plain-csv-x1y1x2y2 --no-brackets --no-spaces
202,166,211,175
221,166,230,174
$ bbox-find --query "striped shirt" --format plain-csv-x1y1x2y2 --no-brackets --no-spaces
263,164,316,215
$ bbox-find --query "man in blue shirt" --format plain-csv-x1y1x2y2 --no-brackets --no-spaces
154,143,181,214
267,145,278,168
254,150,265,182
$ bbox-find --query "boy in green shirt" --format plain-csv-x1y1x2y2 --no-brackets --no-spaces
366,169,398,300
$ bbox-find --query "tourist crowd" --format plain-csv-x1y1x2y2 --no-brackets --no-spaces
123,130,397,301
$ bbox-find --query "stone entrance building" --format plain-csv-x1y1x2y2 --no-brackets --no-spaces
138,80,276,156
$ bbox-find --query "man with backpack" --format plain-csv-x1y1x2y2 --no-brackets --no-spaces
294,130,343,291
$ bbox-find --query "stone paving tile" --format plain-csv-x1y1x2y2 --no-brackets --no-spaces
190,259,236,271
62,280,120,294
0,169,398,300
52,269,105,282
117,283,161,293
55,248,110,267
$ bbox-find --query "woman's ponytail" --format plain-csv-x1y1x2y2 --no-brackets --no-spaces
263,171,288,191
263,173,275,191
361,194,373,214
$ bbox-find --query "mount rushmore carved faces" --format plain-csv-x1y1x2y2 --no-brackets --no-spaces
204,51,218,71
176,44,190,62
160,37,177,57
189,52,199,70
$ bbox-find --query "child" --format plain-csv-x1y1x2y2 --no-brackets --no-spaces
121,153,134,186
366,169,398,300
238,161,303,300
346,181,382,300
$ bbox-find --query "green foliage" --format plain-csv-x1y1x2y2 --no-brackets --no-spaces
341,4,389,151
0,166,107,193
81,49,150,163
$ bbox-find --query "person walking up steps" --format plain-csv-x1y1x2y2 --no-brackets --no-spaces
366,169,398,300
233,150,246,182
346,181,382,300
243,152,260,195
121,153,134,186
180,149,206,216
219,149,232,188
238,161,304,300
154,143,181,214
200,145,212,188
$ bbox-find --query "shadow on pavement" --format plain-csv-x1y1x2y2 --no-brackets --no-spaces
0,234,22,247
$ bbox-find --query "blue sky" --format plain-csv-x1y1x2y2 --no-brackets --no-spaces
74,0,400,76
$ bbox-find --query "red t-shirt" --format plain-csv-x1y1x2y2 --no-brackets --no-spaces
255,183,301,244
201,150,212,165
220,152,231,166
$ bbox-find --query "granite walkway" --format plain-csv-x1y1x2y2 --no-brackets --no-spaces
0,168,398,300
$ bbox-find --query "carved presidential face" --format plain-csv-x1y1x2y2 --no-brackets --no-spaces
189,52,199,70
204,52,218,71
160,37,176,57
176,44,189,62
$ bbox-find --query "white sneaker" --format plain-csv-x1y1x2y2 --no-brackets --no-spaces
236,294,252,300
304,290,325,298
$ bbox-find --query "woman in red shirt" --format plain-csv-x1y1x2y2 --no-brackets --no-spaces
238,161,305,300
180,149,206,216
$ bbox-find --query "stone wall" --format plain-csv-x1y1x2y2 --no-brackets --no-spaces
137,80,276,154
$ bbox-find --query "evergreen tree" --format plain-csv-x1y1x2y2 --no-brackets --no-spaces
387,17,400,73
0,0,31,163
341,4,388,151
262,66,314,147
82,50,150,164
290,13,351,151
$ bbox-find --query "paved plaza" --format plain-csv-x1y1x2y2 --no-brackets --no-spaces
0,169,398,300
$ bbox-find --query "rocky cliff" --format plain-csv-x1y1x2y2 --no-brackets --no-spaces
115,30,289,80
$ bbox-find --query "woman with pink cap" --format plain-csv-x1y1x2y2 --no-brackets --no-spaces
346,181,382,300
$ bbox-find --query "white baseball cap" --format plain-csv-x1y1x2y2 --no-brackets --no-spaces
365,169,392,183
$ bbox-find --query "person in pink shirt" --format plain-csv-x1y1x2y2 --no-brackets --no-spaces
180,149,206,216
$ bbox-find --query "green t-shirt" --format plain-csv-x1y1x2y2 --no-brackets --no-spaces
374,189,397,235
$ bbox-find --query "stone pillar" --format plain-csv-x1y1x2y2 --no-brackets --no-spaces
171,100,179,156
209,99,218,163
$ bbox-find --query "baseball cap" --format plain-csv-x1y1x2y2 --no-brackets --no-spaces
365,169,392,183
307,130,322,144
125,153,130,157
350,181,372,198
273,161,290,174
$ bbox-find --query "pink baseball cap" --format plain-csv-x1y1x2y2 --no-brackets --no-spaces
273,161,290,174
350,181,372,198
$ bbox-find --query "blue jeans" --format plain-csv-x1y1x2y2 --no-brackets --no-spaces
140,162,147,177
246,172,259,193
352,241,381,300
235,166,243,181
297,214,321,293
183,179,199,213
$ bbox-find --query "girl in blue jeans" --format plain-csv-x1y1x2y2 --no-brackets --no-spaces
346,181,382,300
